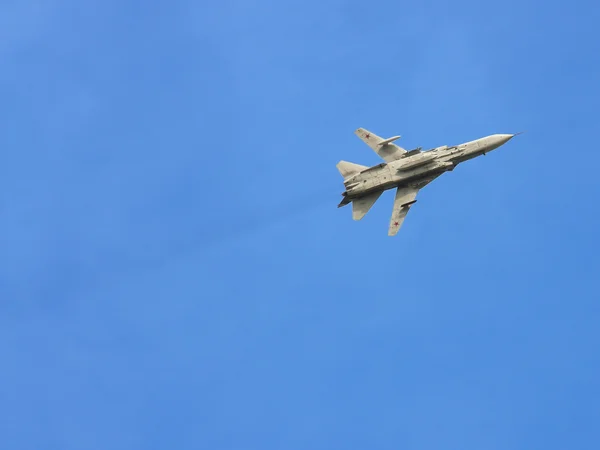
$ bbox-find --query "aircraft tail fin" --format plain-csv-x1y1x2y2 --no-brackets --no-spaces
336,160,368,179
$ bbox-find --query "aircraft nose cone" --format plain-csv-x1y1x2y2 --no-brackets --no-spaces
497,134,514,143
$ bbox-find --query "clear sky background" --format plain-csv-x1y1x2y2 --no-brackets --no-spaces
1,0,599,449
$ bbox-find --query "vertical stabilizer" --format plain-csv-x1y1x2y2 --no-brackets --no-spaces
336,160,368,179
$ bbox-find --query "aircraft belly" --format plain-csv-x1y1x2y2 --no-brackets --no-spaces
346,162,446,199
396,163,450,186
379,180,398,191
361,182,395,196
361,166,395,193
450,154,473,164
397,163,449,184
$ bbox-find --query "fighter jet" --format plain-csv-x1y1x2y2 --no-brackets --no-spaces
337,128,520,236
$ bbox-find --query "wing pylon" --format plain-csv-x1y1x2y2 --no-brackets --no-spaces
354,128,406,162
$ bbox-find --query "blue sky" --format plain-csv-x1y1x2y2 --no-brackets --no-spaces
1,0,599,449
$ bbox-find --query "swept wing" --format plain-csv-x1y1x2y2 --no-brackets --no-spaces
388,186,419,236
355,127,406,162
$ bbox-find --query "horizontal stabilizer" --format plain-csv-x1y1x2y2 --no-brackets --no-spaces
338,196,351,208
352,191,383,220
355,128,406,162
336,160,368,179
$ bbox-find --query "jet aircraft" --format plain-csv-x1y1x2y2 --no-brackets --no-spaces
337,128,520,235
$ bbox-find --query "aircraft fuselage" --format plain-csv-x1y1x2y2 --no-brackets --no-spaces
342,134,514,200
